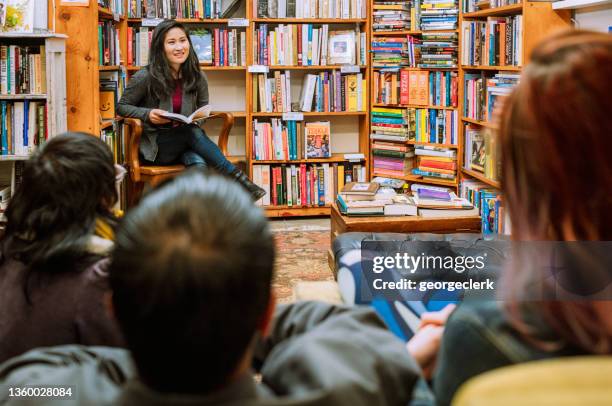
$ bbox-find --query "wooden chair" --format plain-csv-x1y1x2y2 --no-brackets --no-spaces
123,112,234,206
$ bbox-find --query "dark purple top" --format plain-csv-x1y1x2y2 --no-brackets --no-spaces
0,257,125,364
172,79,183,114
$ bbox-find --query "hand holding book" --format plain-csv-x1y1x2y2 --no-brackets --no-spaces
160,105,212,125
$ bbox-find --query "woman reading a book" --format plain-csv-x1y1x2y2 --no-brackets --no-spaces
432,30,612,405
117,20,265,200
0,133,125,363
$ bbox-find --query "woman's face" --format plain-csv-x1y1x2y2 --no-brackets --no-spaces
164,27,190,67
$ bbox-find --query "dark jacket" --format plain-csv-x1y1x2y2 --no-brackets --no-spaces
116,68,209,161
433,301,588,406
0,255,125,364
0,302,421,406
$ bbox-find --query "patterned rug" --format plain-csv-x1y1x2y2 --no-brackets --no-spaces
272,230,333,303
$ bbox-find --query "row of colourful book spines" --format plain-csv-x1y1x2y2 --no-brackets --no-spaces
98,23,119,66
0,102,47,156
264,164,362,207
373,73,458,107
462,19,522,67
414,111,458,145
127,0,223,19
255,24,323,67
481,193,505,235
252,120,301,161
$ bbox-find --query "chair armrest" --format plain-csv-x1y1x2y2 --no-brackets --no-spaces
203,112,234,156
123,118,143,183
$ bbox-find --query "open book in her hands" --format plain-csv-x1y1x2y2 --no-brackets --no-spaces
160,105,212,124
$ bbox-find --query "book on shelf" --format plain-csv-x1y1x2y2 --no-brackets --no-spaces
252,161,366,207
411,145,457,182
253,118,301,160
372,1,411,32
190,30,214,64
460,180,508,234
373,69,458,107
0,0,35,33
461,16,523,67
462,0,520,13
419,0,458,31
304,121,330,158
253,70,366,113
464,124,484,172
99,70,126,121
371,36,419,68
0,45,46,95
100,121,125,164
464,72,519,121
0,100,46,156
99,0,124,15
254,0,367,19
411,107,457,145
254,24,366,66
418,32,458,69
98,21,121,67
127,0,233,18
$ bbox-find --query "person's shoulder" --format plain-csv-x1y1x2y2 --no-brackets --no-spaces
445,301,511,344
0,345,134,404
131,67,151,82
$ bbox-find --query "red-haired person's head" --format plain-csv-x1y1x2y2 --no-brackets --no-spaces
499,30,612,353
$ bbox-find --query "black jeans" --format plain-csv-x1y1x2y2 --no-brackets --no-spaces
147,124,236,174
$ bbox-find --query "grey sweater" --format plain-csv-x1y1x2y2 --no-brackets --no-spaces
0,302,421,406
116,68,209,161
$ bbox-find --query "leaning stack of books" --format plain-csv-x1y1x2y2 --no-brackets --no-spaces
371,37,419,68
372,1,412,32
410,184,478,217
419,0,459,31
418,32,458,68
411,146,457,182
337,182,417,216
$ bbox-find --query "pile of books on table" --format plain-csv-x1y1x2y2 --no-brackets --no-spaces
411,184,479,217
336,181,417,216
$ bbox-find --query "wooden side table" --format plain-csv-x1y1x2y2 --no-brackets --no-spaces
328,203,482,269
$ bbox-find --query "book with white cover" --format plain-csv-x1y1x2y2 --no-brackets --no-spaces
419,206,480,218
161,105,212,124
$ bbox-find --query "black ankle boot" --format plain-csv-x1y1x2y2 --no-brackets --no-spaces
231,169,267,201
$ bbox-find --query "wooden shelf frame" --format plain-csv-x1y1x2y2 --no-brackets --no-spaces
463,4,524,18
462,168,501,189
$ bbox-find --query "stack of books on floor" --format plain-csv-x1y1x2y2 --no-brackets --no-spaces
371,37,419,68
372,1,412,32
418,32,459,68
411,184,478,217
253,161,367,207
419,0,458,31
460,179,509,234
411,146,457,182
461,16,523,67
370,107,413,143
337,181,417,216
372,142,415,178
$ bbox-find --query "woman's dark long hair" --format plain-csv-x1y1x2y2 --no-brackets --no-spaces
1,132,118,274
147,20,201,99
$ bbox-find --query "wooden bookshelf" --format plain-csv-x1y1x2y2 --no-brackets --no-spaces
461,168,501,189
457,0,570,234
249,5,370,216
369,0,461,192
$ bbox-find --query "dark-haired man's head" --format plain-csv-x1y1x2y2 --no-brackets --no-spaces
2,132,117,269
109,170,275,394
